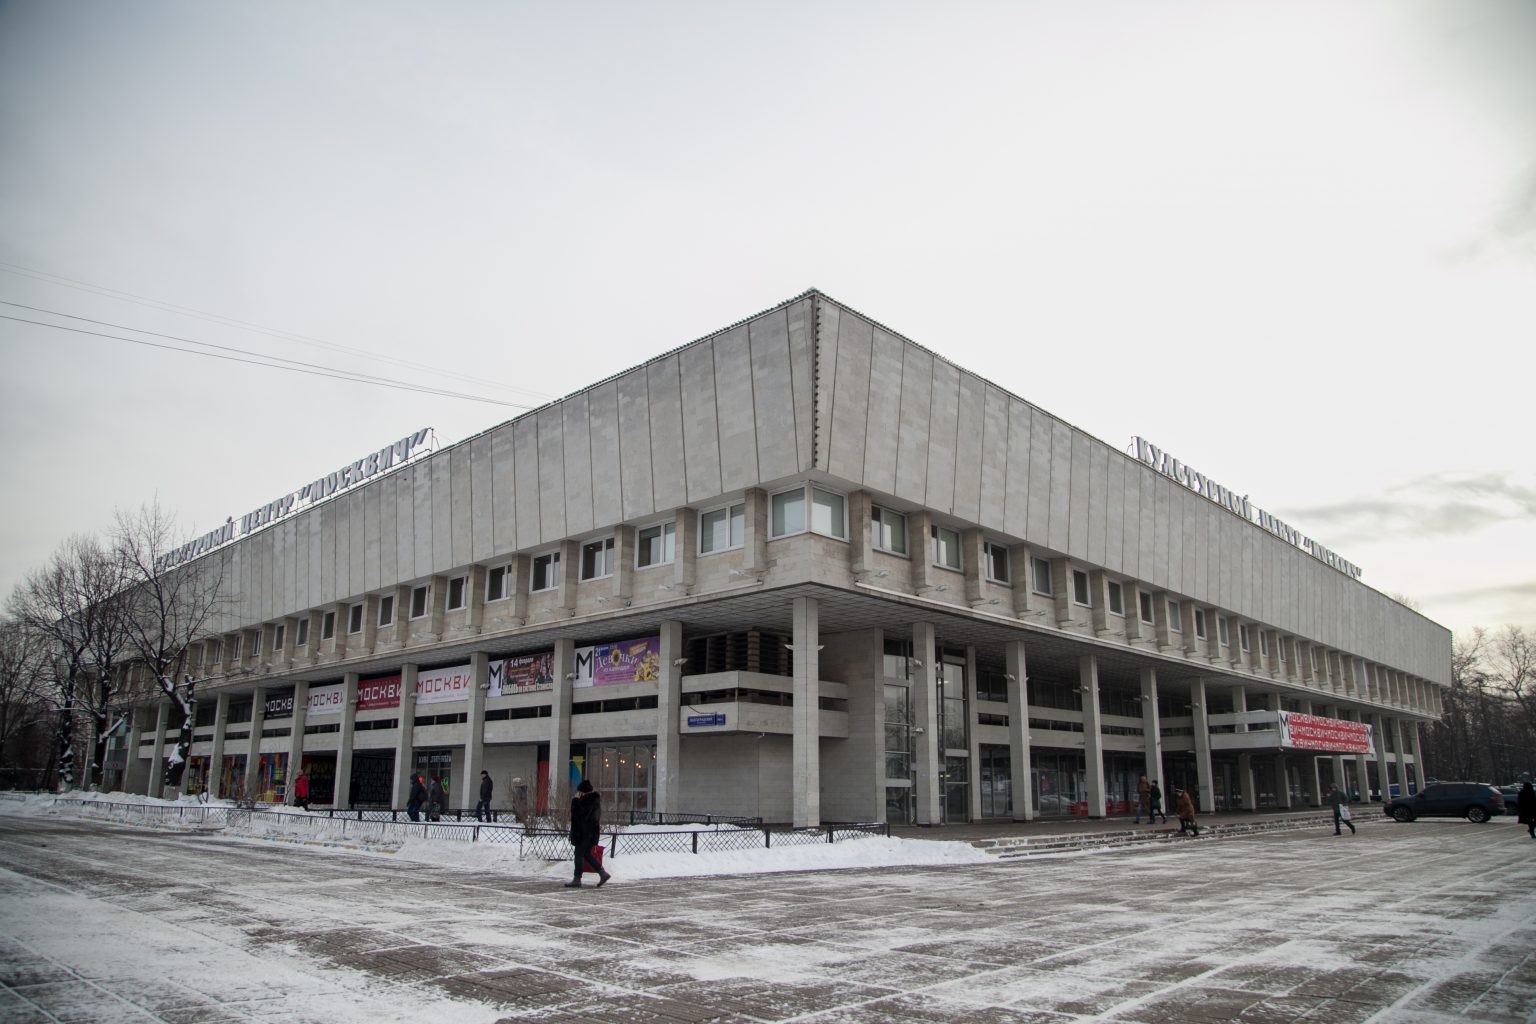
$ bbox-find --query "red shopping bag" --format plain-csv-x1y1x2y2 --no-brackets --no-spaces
591,844,604,867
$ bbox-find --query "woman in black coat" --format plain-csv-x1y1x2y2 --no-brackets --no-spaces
565,780,611,888
1518,781,1536,840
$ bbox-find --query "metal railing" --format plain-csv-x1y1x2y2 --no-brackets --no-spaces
51,799,886,861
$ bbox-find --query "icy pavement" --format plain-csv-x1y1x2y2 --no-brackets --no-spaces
1,805,1533,1023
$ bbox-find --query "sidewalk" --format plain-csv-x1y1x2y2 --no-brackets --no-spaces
890,805,1355,845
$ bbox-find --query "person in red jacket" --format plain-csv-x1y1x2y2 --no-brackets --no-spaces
293,770,310,811
1175,788,1198,836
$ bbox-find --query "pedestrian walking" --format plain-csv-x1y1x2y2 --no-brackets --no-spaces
426,774,445,822
1134,775,1151,824
1327,784,1355,835
1175,788,1199,836
1517,781,1536,840
293,770,310,811
406,773,426,822
564,779,611,889
1148,781,1169,824
476,770,493,822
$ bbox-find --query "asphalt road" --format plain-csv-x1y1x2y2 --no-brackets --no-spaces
1,813,1534,1023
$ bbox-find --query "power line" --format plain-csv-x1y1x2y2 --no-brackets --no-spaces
0,311,536,408
0,260,551,403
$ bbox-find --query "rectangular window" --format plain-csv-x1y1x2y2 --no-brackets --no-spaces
1139,591,1154,625
348,604,364,634
378,594,395,628
447,575,467,611
409,585,429,619
1279,638,1288,663
932,526,961,570
321,611,335,641
771,488,805,536
1071,569,1091,606
1194,608,1207,640
1239,623,1251,652
485,564,509,602
580,537,616,580
532,551,560,592
984,542,1010,583
231,635,242,660
872,506,908,556
248,630,261,657
272,624,285,652
811,488,846,539
1218,616,1230,647
1309,645,1318,671
1168,600,1183,632
699,503,745,554
1032,557,1053,596
208,640,222,665
1260,631,1271,657
637,523,676,568
1107,580,1124,616
295,618,309,648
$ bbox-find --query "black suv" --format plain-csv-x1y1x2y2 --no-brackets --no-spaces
1383,782,1506,823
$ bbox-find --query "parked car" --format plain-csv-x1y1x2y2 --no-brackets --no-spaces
1383,782,1506,823
1498,785,1523,813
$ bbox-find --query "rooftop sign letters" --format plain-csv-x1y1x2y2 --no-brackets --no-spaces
1131,437,1363,580
155,428,433,573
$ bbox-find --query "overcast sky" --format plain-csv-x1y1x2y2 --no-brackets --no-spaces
1,1,1532,639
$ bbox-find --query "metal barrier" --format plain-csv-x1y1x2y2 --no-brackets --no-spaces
51,799,887,862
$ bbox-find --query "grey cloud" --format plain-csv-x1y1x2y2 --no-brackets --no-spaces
1281,473,1536,546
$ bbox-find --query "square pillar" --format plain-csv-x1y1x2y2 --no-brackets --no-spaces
148,699,170,796
791,596,821,829
335,673,359,809
1140,667,1163,787
208,691,230,799
459,652,489,808
1080,655,1106,818
549,640,575,796
1191,679,1214,814
392,665,419,807
655,620,684,814
911,622,941,825
286,680,310,804
243,687,266,801
1005,640,1032,821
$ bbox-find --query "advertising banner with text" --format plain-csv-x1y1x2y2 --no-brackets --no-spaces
356,674,402,712
415,662,475,705
306,682,345,717
574,636,662,688
1278,711,1372,754
489,652,554,697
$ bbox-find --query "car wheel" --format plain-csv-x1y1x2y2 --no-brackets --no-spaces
1466,806,1490,824
1391,806,1413,823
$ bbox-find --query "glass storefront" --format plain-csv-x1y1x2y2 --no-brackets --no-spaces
582,743,655,818
978,744,1011,818
883,683,912,825
1032,750,1085,816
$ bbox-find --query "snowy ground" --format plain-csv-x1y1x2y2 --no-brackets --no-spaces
1,795,1534,1023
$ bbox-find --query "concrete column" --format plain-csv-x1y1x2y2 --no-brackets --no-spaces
1232,686,1254,811
964,645,982,822
148,699,169,796
286,680,310,804
392,665,419,807
1139,667,1163,786
911,622,941,825
791,596,821,829
549,639,575,798
655,620,684,814
1390,717,1409,799
244,687,266,800
1370,713,1389,804
336,673,359,809
124,706,146,795
1352,710,1371,805
208,691,230,799
459,652,489,808
1191,679,1215,814
1268,693,1290,808
672,510,697,595
1005,640,1032,821
1080,655,1106,818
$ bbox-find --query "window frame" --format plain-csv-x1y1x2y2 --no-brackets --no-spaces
531,551,561,592
409,585,429,619
580,537,616,581
698,502,745,555
378,594,395,628
770,484,848,541
871,506,909,556
1031,557,1053,597
1194,608,1207,640
1138,591,1154,625
271,623,285,653
295,618,309,648
347,603,364,635
1106,580,1124,616
321,611,335,641
1071,569,1091,607
1239,623,1251,653
636,522,676,569
446,574,468,611
485,564,510,603
1218,615,1230,648
1168,600,1183,633
984,542,1010,584
932,525,962,571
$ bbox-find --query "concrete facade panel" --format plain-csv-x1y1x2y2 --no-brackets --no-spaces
1047,420,1073,555
379,474,397,593
362,484,380,595
513,417,540,551
412,463,434,581
588,385,622,531
468,434,493,563
431,456,452,574
825,311,872,485
489,425,516,557
677,342,723,505
785,297,816,472
1119,459,1140,580
749,310,799,484
713,325,760,493
1027,407,1052,544
536,405,567,543
893,342,933,504
562,394,595,538
978,387,1011,530
860,327,903,496
924,358,961,515
1103,455,1125,574
617,369,656,522
646,357,688,511
952,372,986,523
448,445,471,570
1151,476,1170,589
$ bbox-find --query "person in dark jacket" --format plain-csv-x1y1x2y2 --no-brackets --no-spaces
426,774,445,822
1147,781,1169,824
476,770,493,822
564,779,611,888
406,773,426,822
1175,788,1199,836
1517,781,1536,840
1134,775,1151,824
1327,784,1355,835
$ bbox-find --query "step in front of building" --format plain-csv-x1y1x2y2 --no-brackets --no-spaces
974,812,1343,859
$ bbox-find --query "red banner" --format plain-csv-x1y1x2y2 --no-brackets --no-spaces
1278,711,1372,753
357,674,402,711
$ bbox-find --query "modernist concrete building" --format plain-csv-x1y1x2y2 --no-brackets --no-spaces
116,290,1451,827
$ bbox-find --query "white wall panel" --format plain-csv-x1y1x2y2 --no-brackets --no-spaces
535,406,566,544
1027,407,1052,544
713,326,760,493
647,357,688,510
861,327,903,496
1086,441,1108,568
786,297,816,472
448,446,471,569
924,359,961,515
1047,421,1073,555
951,372,985,523
562,394,595,538
826,312,872,485
618,369,655,521
978,387,1011,529
893,343,933,504
490,425,516,557
750,311,799,484
678,342,723,504
468,434,494,563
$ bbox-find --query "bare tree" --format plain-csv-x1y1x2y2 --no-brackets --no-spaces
0,615,53,786
116,503,226,792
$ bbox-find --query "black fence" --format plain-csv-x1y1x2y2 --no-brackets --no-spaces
51,799,886,861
